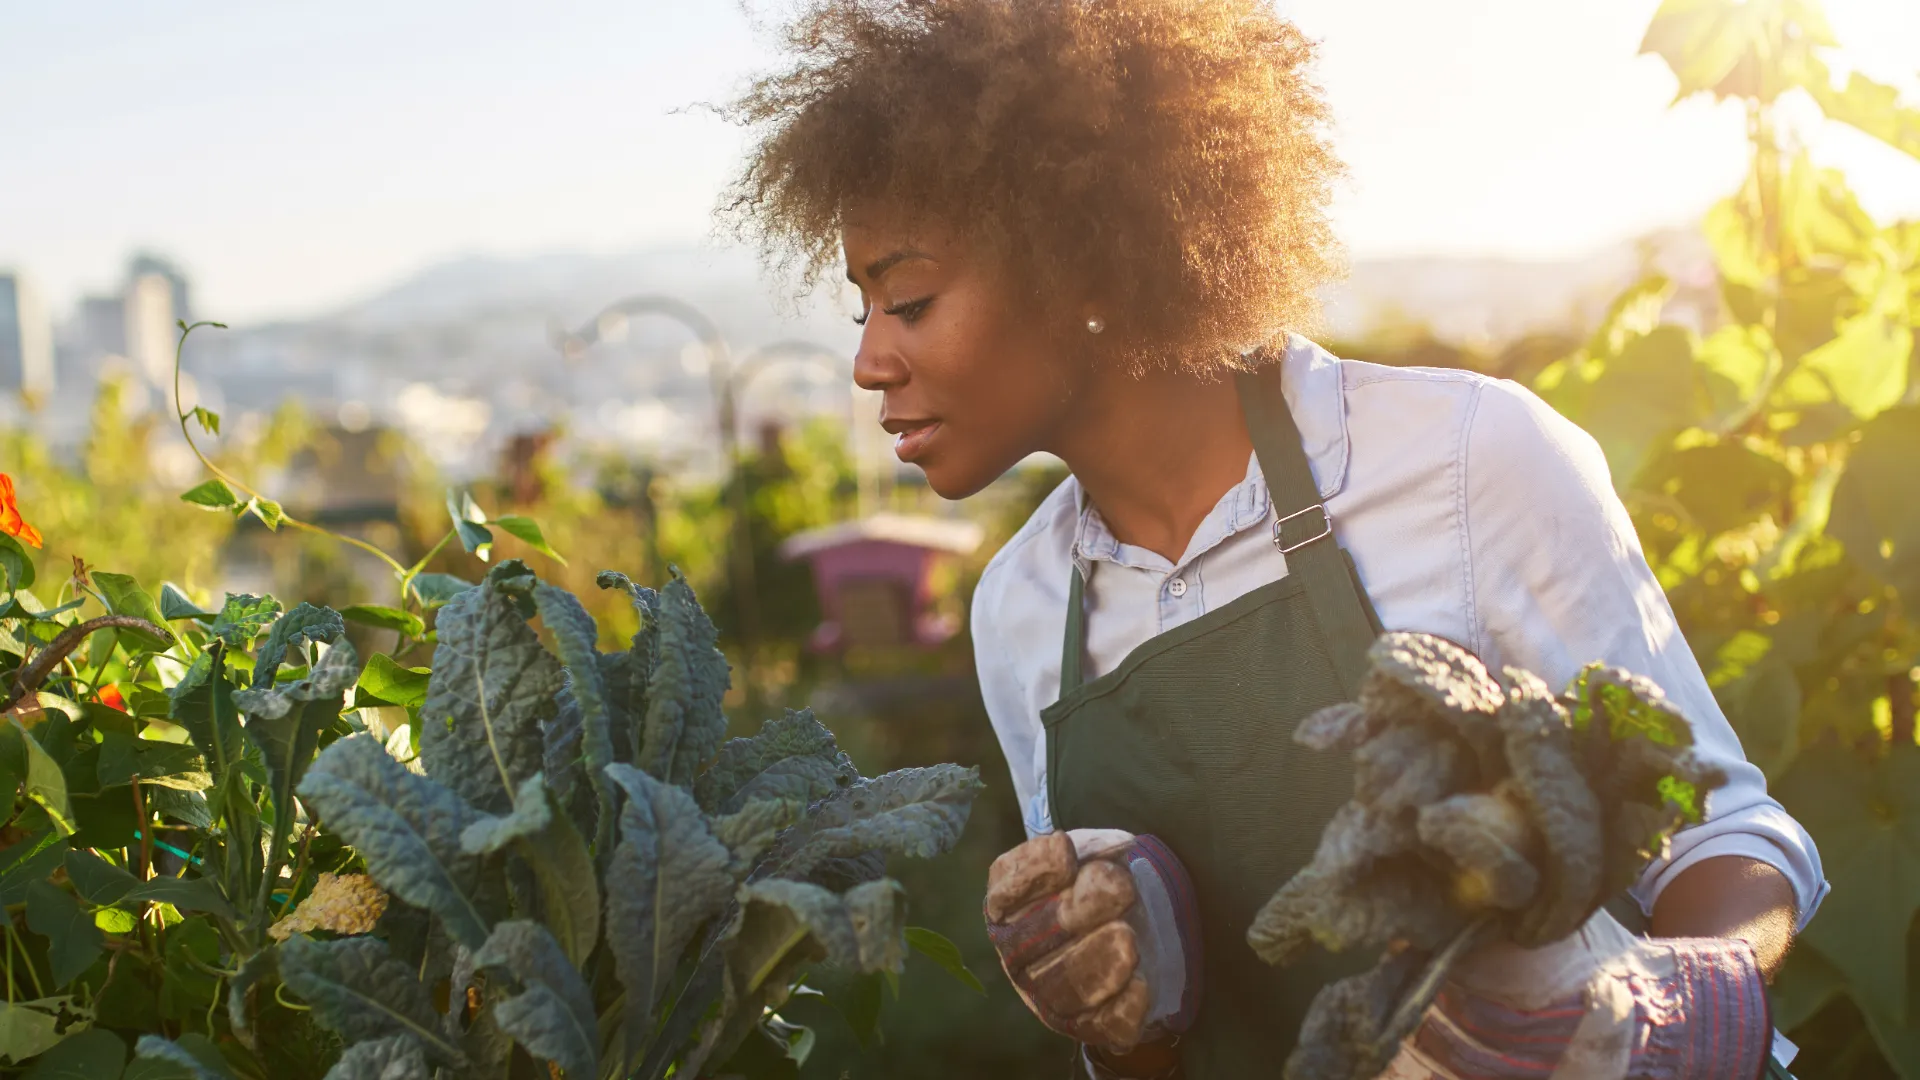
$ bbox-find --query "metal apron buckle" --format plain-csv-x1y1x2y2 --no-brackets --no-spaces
1272,504,1333,554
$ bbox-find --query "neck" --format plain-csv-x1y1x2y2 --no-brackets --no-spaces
1050,365,1252,563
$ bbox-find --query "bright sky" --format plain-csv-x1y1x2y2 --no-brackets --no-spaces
2,0,1917,322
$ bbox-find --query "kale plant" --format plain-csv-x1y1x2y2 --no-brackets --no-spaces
1246,632,1726,1080
148,561,979,1080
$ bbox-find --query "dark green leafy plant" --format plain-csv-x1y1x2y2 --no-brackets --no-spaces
147,560,982,1080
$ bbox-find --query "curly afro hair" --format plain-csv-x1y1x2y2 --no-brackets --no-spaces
722,0,1346,372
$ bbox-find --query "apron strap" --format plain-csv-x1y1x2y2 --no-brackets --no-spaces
1234,358,1376,696
1061,564,1088,695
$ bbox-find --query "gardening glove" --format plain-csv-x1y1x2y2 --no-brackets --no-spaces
1376,908,1774,1080
984,829,1200,1054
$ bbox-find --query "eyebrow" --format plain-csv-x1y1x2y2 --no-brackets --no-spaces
847,248,934,284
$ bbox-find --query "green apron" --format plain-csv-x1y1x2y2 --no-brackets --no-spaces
1041,360,1382,1077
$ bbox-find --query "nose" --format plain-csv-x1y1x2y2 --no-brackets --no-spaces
852,322,907,393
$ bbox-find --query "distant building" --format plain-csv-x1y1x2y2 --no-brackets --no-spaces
0,271,54,397
124,272,178,385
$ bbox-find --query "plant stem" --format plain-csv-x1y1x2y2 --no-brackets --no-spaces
2,615,171,712
7,924,44,999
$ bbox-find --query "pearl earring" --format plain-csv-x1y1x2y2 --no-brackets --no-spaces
1086,316,1106,334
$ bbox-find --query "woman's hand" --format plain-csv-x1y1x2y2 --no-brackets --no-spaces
984,830,1199,1056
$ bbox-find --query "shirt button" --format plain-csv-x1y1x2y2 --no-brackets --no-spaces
1167,577,1188,598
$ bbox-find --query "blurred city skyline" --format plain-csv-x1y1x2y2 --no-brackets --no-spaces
5,0,1919,325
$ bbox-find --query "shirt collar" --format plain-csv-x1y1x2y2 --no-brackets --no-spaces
1069,334,1351,574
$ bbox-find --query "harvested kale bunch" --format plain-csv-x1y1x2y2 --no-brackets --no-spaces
1247,633,1726,1080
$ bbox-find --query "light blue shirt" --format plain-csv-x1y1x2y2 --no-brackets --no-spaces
970,335,1827,928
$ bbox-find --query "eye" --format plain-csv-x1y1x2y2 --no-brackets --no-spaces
852,308,870,327
883,296,934,324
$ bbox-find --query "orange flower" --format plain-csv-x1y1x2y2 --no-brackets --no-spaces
0,474,42,549
93,683,126,711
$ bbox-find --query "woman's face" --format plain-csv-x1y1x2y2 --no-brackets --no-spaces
844,212,1085,499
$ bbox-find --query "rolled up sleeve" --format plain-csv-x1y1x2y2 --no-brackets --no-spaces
1461,379,1828,928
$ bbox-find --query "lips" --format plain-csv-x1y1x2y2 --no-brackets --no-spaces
882,417,942,463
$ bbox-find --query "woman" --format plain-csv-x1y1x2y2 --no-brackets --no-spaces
727,2,1823,1077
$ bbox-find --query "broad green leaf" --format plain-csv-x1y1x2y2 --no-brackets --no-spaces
248,602,341,688
168,644,249,852
1712,657,1800,779
694,709,857,815
604,582,661,763
711,798,803,876
0,534,34,594
64,849,138,906
640,571,730,787
1798,309,1912,422
278,935,465,1065
0,1001,62,1065
95,907,136,933
737,879,859,974
21,1026,126,1080
1639,0,1833,103
177,479,237,510
0,829,71,908
1774,744,1920,1026
26,879,102,986
297,736,492,949
235,638,359,923
768,765,982,880
157,584,215,621
530,584,616,848
130,1034,234,1080
131,875,231,916
445,490,493,561
12,721,73,837
1571,326,1709,485
458,772,599,965
603,762,736,1041
1802,63,1920,162
91,573,171,651
492,516,566,566
1829,405,1920,598
357,654,430,709
905,926,986,994
340,604,425,638
409,573,474,610
1639,441,1792,537
471,920,598,1078
95,732,207,791
419,571,563,815
322,1036,429,1080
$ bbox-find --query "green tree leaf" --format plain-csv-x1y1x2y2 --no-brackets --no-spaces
297,736,492,949
0,829,72,909
340,605,425,638
21,1026,126,1080
91,573,171,651
409,573,474,611
419,574,563,815
711,798,803,876
157,584,215,621
471,920,598,1078
188,406,220,436
25,879,102,986
1829,405,1920,597
492,516,566,566
95,732,207,791
278,935,464,1065
0,1001,63,1065
641,571,730,787
0,534,34,594
12,720,74,837
1798,309,1912,421
445,490,493,561
1639,0,1834,104
321,1036,429,1080
694,709,857,815
357,654,430,709
177,480,237,511
768,765,982,880
603,762,736,1046
251,499,285,531
248,602,341,688
530,583,616,846
63,849,138,906
905,926,986,995
459,773,600,968
1774,745,1920,1030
